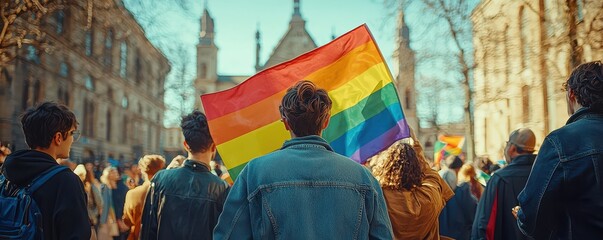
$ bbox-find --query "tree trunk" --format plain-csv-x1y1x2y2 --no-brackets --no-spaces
539,0,550,134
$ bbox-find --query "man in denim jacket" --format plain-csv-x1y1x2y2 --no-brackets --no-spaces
515,61,603,239
213,81,393,239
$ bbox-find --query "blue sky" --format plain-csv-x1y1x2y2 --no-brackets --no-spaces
125,0,472,127
164,0,398,75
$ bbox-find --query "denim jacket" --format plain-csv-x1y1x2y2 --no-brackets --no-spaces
517,107,603,239
213,135,393,240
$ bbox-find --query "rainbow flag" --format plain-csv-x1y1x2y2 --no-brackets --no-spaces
434,135,465,166
201,25,410,179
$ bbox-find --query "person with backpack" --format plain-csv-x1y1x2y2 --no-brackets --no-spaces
0,101,91,239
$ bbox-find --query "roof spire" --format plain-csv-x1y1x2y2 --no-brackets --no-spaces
293,0,301,16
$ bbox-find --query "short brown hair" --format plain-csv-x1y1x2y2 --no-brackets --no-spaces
280,81,332,136
138,154,166,177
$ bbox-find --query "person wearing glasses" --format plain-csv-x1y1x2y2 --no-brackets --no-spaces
1,101,90,239
471,128,536,240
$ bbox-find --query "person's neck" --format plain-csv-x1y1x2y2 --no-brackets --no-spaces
187,151,212,167
34,147,57,160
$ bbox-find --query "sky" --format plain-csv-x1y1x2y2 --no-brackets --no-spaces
172,0,398,76
124,0,473,127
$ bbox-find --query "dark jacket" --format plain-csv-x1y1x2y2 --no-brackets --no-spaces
1,150,91,240
472,154,535,240
440,182,478,240
140,160,229,240
517,107,603,239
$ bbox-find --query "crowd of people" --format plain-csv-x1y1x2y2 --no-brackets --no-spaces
1,61,602,239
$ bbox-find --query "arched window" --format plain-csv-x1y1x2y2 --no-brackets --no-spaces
135,49,142,84
84,100,95,137
104,29,113,67
85,30,93,56
519,7,530,69
26,46,40,64
55,10,64,34
121,96,128,109
522,85,530,122
120,41,128,78
85,75,94,91
59,62,69,77
107,87,113,102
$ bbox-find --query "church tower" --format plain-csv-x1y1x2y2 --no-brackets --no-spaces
395,9,419,131
261,0,317,70
195,2,219,110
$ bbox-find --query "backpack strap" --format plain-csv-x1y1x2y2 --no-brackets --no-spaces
27,165,69,193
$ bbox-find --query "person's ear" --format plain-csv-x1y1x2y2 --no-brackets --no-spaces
53,132,63,146
183,141,191,152
282,118,291,131
322,115,331,130
210,143,216,152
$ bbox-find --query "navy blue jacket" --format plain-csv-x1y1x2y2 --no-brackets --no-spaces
440,182,478,240
472,154,535,240
517,107,603,239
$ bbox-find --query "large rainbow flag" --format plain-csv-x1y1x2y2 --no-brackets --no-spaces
201,25,410,179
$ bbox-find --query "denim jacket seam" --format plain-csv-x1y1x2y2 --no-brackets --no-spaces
560,149,601,162
261,195,279,237
353,189,367,240
248,182,372,200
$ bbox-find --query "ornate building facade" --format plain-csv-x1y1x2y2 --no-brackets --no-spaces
194,0,418,134
0,0,170,163
472,0,603,159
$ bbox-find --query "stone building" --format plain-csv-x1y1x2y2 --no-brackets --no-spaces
0,0,170,164
472,0,603,159
193,0,418,134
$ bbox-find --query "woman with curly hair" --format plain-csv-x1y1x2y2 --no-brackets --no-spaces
372,133,454,239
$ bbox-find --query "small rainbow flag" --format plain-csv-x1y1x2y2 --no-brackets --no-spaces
201,25,410,179
434,135,465,166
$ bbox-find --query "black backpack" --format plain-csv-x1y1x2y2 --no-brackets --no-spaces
0,165,68,239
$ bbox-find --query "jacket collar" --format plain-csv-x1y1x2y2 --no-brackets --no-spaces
567,107,603,124
281,135,333,151
509,154,536,167
183,160,210,172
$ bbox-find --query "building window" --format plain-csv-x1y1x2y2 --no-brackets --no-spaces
135,51,142,85
85,75,94,91
104,29,113,67
107,87,113,102
577,0,584,21
522,85,530,122
83,100,95,137
25,45,40,64
55,10,64,34
59,62,69,77
106,110,112,141
120,41,128,78
121,96,128,109
520,7,530,69
85,30,93,56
